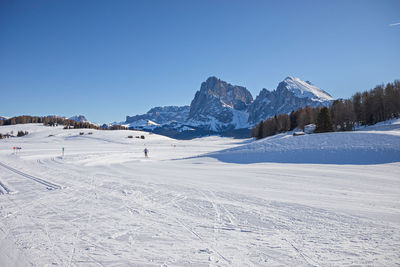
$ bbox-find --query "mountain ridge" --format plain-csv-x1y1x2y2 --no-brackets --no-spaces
123,76,334,138
248,76,333,123
69,115,88,123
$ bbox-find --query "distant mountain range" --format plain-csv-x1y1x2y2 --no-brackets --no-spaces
0,115,89,123
68,115,88,123
121,76,334,138
1,77,333,139
126,106,189,127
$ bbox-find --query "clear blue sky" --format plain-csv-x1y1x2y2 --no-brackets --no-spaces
1,0,399,123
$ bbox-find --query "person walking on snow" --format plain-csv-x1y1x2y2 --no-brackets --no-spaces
144,148,149,158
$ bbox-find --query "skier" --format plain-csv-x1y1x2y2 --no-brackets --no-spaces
144,148,149,158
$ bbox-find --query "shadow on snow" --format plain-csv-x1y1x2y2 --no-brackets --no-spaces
204,132,400,165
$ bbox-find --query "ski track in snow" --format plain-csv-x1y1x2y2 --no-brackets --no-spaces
0,178,12,195
0,161,61,190
0,123,399,266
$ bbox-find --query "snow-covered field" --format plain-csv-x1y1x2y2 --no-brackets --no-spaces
0,122,400,266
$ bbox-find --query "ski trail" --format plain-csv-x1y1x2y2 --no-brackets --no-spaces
197,190,233,265
0,178,12,194
208,192,222,261
68,229,80,267
207,191,255,266
0,161,61,190
283,237,320,267
2,192,65,265
68,177,97,266
174,214,232,265
160,194,186,206
0,162,114,265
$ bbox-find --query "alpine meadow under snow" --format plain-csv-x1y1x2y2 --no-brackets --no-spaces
2,1,400,266
0,121,400,266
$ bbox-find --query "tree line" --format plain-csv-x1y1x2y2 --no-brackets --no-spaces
0,130,29,139
0,115,128,130
252,80,400,139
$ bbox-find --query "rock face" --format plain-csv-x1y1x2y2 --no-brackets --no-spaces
247,76,333,123
188,76,253,130
69,115,88,123
123,76,334,138
126,106,190,125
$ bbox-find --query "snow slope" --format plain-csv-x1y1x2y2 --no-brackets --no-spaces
207,119,400,165
0,123,399,266
207,131,400,164
282,76,334,101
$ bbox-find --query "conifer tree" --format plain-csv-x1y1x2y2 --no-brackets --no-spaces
315,107,334,133
257,121,264,139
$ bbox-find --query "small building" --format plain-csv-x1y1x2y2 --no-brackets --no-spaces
293,131,305,136
304,124,316,134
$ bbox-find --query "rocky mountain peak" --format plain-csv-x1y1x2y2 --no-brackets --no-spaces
69,115,88,122
125,105,190,126
188,77,253,129
122,75,335,137
247,76,333,123
278,76,333,101
197,76,253,108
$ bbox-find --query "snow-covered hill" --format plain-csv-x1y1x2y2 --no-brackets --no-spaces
207,129,400,164
1,123,399,266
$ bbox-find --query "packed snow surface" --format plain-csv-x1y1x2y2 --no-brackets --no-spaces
0,123,399,266
283,76,334,101
208,130,400,164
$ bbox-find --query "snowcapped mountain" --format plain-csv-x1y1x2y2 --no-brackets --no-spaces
125,106,190,127
281,76,333,101
122,76,334,138
69,115,88,123
247,76,333,123
188,76,253,131
123,119,160,129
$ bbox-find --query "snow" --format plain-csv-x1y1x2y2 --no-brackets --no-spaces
356,118,400,133
207,124,400,164
146,120,159,126
188,116,222,132
0,123,400,266
69,115,88,123
284,76,334,101
188,109,250,131
178,126,195,132
124,119,160,129
230,109,250,129
304,124,316,134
